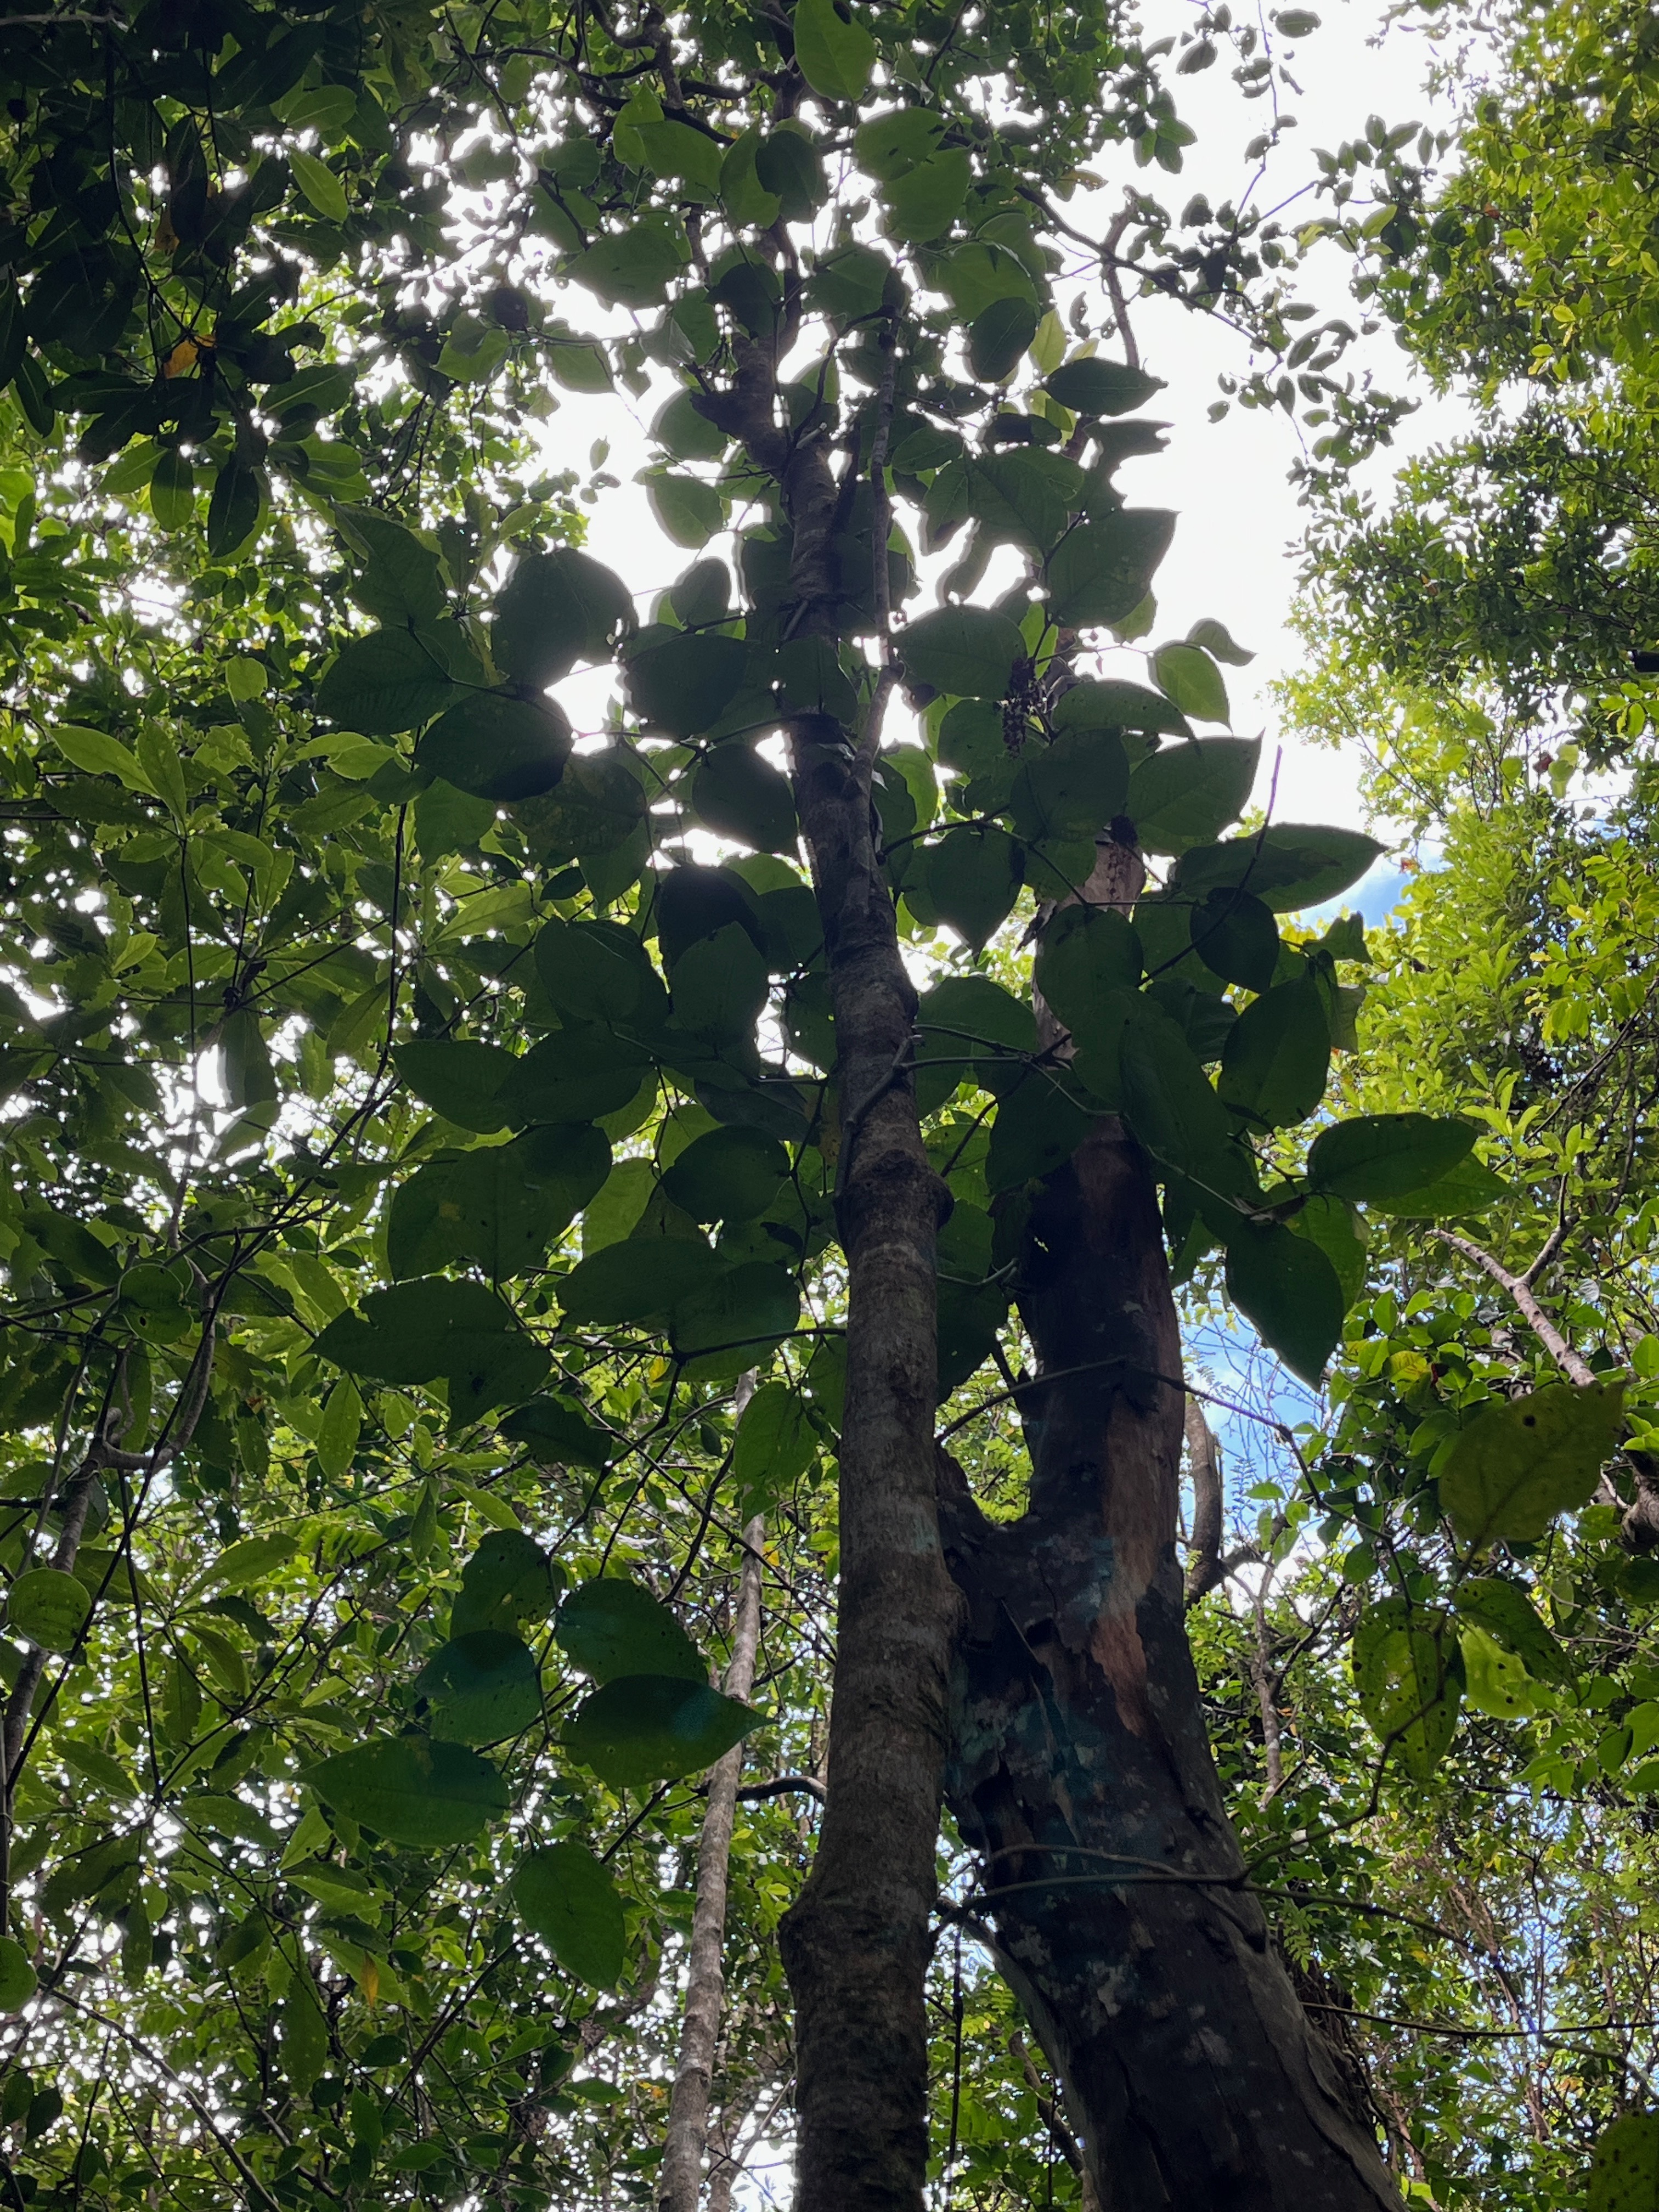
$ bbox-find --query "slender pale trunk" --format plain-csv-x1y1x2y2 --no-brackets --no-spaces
657,1509,766,2212
702,326,960,2212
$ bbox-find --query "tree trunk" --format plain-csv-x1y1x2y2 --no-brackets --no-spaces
939,1120,1399,2209
657,1508,766,2212
778,708,961,2212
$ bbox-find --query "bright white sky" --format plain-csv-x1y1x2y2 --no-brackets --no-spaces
529,0,1481,926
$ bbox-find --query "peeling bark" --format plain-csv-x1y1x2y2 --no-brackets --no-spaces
940,1122,1400,2210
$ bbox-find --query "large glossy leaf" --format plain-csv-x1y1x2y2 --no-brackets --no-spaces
1118,996,1234,1176
565,1674,761,1787
452,1530,560,1637
534,918,668,1028
1217,979,1331,1130
792,0,876,99
1351,1598,1464,1780
670,923,770,1041
8,1567,91,1653
555,1577,705,1684
1438,1382,1626,1548
314,1279,550,1415
911,826,1023,948
1366,1153,1511,1218
1224,1221,1345,1383
1171,825,1383,913
557,1235,724,1323
625,632,748,737
692,745,798,853
663,1126,789,1221
1588,2112,1659,2212
512,1843,628,1988
498,1025,653,1124
1151,642,1229,725
1045,510,1175,628
669,1261,800,1364
388,1125,610,1280
986,1070,1096,1192
413,1632,541,1743
1189,887,1279,992
415,691,571,800
914,972,1035,1109
1009,729,1128,842
317,628,460,735
899,605,1024,699
498,1394,616,1469
393,1039,517,1133
513,747,648,859
1043,358,1165,416
493,547,634,687
304,1737,510,1847
1128,737,1260,853
1452,1576,1573,1686
1306,1113,1476,1203
733,1380,817,1511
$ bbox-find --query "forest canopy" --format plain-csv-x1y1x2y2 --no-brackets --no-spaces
0,0,1656,2209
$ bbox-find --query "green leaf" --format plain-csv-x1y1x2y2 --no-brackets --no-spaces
1118,997,1234,1176
1305,1113,1476,1203
1009,729,1128,845
415,691,571,801
317,1377,362,1481
53,724,155,793
314,1279,550,1418
693,744,798,854
670,1261,800,1368
663,1126,789,1222
968,297,1039,382
207,453,264,561
317,629,460,736
1588,2112,1659,2212
1217,979,1331,1129
1287,1193,1366,1311
882,149,971,242
1189,887,1279,991
388,1126,611,1281
556,1577,705,1685
393,1040,516,1133
303,1737,510,1848
452,1531,558,1637
1352,1598,1464,1779
914,972,1036,1109
733,1380,816,1511
908,826,1020,950
792,0,876,98
721,126,782,228
1034,904,1142,1037
1171,825,1383,913
149,447,193,532
855,107,945,180
1043,358,1165,416
566,216,691,308
8,1568,92,1652
670,923,770,1041
413,1632,541,1744
646,471,727,549
987,1070,1096,1192
499,1025,653,1124
336,505,447,625
1225,1222,1345,1382
498,1395,615,1469
557,1236,725,1324
0,1939,36,2015
281,1973,330,2095
1452,1576,1573,1686
494,548,634,688
1151,642,1229,725
1128,737,1260,854
900,605,1024,699
1438,1381,1626,1549
565,1675,761,1788
1459,1624,1534,1720
636,117,725,200
535,918,667,1028
1045,511,1176,628
1187,616,1255,666
290,146,348,222
512,1842,628,1988
1365,1152,1511,1218
1053,679,1190,738
627,632,748,737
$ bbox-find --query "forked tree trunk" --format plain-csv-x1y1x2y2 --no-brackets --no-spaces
939,1121,1400,2210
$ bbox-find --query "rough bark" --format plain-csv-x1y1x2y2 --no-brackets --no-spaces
779,706,961,2212
940,1121,1400,2210
658,1509,766,2212
702,325,960,2212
